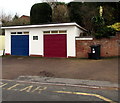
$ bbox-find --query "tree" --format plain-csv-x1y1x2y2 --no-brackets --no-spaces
0,10,12,26
52,4,70,23
67,2,83,26
0,11,12,35
42,0,58,9
9,14,20,26
9,14,30,26
91,4,117,39
102,4,117,25
94,2,120,25
79,2,98,31
1,14,30,26
30,3,52,24
91,16,105,33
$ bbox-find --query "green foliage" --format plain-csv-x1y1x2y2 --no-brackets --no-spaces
93,26,116,39
108,22,120,31
91,15,116,39
67,2,83,26
92,16,105,26
56,2,65,5
93,33,103,39
12,14,19,21
67,2,119,32
52,4,70,23
91,16,105,33
29,2,119,31
101,27,116,37
95,2,120,24
79,3,99,30
30,3,52,24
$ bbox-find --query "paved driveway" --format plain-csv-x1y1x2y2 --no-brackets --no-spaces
2,56,118,83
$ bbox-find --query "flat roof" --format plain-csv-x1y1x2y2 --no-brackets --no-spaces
1,22,87,31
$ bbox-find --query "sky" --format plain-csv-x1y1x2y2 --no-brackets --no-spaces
0,0,72,17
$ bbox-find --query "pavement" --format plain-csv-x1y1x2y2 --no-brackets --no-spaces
15,76,119,90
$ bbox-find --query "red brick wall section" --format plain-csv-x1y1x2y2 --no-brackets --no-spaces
76,33,120,58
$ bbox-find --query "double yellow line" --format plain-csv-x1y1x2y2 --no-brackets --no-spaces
53,91,117,103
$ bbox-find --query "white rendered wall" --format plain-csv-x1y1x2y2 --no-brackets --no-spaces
5,30,11,54
29,28,43,56
5,25,83,57
75,26,83,37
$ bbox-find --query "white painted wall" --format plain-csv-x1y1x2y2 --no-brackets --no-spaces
29,28,43,56
5,30,11,54
0,35,5,50
75,26,83,37
0,35,5,56
5,25,83,57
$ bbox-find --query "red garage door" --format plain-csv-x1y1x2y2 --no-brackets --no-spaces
44,34,67,57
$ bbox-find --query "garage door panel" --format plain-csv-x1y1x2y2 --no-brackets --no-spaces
11,35,29,56
44,34,67,57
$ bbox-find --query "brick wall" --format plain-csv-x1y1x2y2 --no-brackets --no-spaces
76,33,120,58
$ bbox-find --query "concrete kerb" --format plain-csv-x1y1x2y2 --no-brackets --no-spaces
15,76,119,90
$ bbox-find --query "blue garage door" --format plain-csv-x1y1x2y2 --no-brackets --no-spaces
11,35,29,56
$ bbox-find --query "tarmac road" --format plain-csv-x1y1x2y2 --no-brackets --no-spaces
1,79,118,102
2,56,118,83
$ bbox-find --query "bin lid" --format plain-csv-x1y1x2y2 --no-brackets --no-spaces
90,44,101,47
